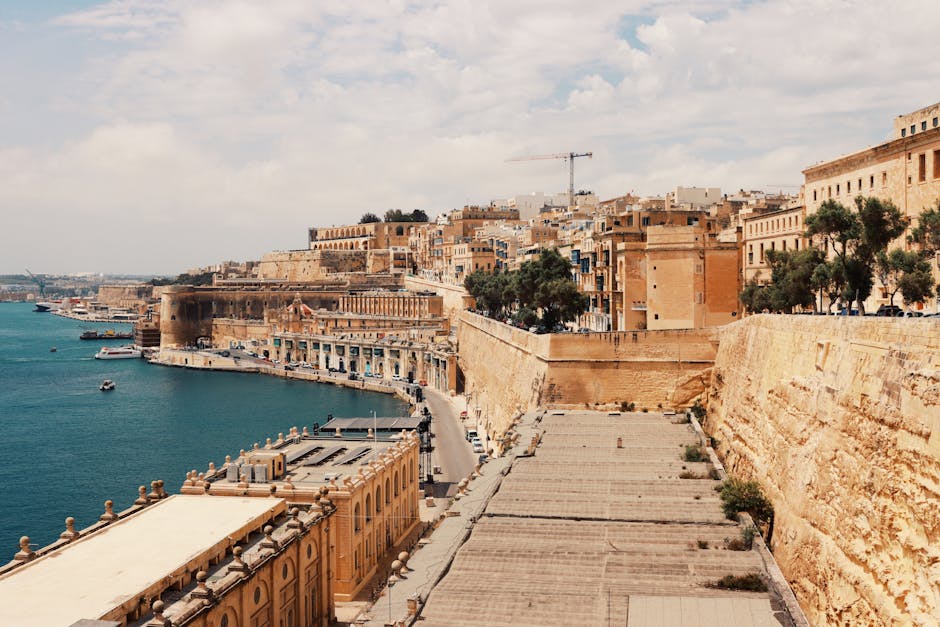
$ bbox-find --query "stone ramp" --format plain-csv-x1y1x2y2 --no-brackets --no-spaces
419,410,789,626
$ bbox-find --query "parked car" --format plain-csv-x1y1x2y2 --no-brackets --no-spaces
875,304,903,317
471,440,485,453
391,374,402,381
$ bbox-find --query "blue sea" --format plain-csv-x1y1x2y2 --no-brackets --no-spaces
0,302,406,554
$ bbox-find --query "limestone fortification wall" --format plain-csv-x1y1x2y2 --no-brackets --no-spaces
404,276,474,323
705,315,940,625
457,312,716,437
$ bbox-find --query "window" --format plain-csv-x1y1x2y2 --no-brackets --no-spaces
782,240,787,251
828,185,832,198
794,238,799,250
641,216,651,227
870,175,874,188
760,243,764,262
934,117,938,128
858,178,862,190
354,504,361,532
902,128,907,137
847,181,851,193
922,121,928,131
882,172,887,186
919,153,926,182
836,183,840,195
813,189,817,201
911,124,916,134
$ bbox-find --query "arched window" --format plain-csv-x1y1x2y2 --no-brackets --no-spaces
354,503,361,532
394,472,399,496
402,468,407,490
365,494,372,523
395,226,404,236
385,478,391,504
375,487,382,512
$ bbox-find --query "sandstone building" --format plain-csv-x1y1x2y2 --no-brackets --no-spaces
802,101,940,311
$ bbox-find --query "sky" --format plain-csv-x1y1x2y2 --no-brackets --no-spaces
2,0,940,275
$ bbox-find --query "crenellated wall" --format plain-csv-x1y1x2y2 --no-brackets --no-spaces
704,315,940,625
456,311,717,438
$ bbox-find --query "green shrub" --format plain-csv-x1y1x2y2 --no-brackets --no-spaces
683,444,707,463
690,399,707,421
619,401,636,412
705,573,767,592
718,478,774,526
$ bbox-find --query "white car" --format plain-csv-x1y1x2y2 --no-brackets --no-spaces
471,438,484,453
392,374,402,381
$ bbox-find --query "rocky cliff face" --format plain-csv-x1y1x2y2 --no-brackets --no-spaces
705,315,940,625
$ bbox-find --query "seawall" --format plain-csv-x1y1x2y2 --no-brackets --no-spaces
456,311,717,438
704,315,940,625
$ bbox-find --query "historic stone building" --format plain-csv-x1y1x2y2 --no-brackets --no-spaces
0,493,334,626
742,205,808,284
802,101,940,311
188,429,422,604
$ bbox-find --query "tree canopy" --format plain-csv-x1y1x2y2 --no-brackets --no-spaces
384,209,429,223
743,196,935,314
803,196,909,312
464,248,587,332
358,212,381,224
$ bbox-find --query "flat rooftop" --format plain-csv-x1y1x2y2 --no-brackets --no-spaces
0,495,284,627
420,411,789,626
321,416,422,431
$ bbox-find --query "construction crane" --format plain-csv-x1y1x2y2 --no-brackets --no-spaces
25,269,46,298
507,151,593,208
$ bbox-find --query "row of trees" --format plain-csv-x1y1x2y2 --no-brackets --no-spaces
358,209,429,224
741,197,940,313
464,248,588,331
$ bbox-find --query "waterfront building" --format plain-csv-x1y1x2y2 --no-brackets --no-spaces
802,101,940,311
0,493,334,626
186,429,422,603
271,329,456,390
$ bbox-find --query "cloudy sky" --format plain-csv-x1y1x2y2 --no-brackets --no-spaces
2,0,939,274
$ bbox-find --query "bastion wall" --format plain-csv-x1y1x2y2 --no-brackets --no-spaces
403,276,474,322
456,311,717,437
704,315,940,625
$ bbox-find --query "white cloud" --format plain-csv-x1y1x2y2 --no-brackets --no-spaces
2,0,940,273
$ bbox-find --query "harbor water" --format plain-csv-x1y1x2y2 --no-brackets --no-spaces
0,302,407,554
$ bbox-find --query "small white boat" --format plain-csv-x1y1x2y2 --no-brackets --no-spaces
94,346,142,360
99,379,115,391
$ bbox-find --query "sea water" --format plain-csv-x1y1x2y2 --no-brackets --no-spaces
0,302,406,553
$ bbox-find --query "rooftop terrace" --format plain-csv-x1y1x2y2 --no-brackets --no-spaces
0,495,285,627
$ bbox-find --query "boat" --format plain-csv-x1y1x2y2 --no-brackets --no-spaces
50,347,57,353
33,301,60,313
81,329,134,341
99,379,115,391
94,346,142,360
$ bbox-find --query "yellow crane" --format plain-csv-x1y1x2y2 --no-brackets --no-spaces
507,151,593,208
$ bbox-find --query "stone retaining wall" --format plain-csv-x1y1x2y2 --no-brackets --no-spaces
704,314,940,625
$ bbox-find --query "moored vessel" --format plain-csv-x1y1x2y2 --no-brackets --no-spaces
81,329,134,340
94,346,142,360
99,379,115,391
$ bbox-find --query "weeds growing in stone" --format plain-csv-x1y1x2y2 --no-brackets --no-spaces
705,573,767,592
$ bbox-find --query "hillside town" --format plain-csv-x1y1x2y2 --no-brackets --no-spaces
3,102,939,627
